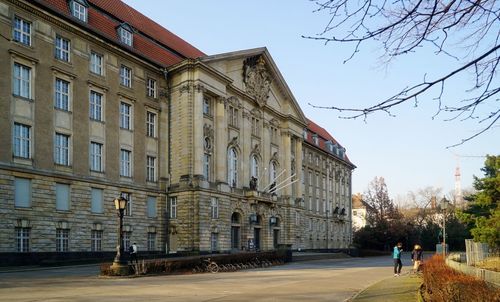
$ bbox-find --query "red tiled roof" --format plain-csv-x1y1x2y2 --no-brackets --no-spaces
33,0,204,67
305,118,354,166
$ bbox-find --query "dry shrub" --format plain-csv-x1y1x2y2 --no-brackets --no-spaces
422,255,500,302
475,256,500,272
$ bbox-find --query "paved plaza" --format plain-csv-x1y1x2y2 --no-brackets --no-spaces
0,256,413,302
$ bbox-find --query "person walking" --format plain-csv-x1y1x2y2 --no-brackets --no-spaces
411,244,424,273
393,242,403,276
129,242,138,263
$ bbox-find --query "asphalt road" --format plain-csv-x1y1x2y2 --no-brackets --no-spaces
0,256,411,302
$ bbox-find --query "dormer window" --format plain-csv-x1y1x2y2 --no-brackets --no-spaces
70,0,89,23
312,134,319,145
118,24,133,46
303,129,308,140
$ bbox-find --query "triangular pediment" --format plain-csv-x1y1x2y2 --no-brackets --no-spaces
200,47,307,126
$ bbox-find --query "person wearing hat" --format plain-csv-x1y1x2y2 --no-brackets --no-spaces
411,244,423,272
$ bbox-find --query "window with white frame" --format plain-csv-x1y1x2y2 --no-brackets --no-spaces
90,52,103,75
13,62,31,99
146,111,156,137
119,26,133,46
269,161,278,183
56,228,69,252
122,192,132,216
90,142,103,172
71,0,88,22
146,155,156,182
14,177,31,208
55,183,70,211
54,133,70,166
90,230,102,251
228,106,238,127
13,16,31,45
55,36,70,61
55,78,70,111
210,197,219,219
119,102,132,130
120,149,132,177
120,65,132,87
203,153,211,181
313,134,319,145
228,148,238,187
13,123,31,159
147,232,156,251
89,91,103,121
146,78,157,98
169,197,177,219
203,96,211,115
90,188,103,213
147,196,157,218
16,227,30,252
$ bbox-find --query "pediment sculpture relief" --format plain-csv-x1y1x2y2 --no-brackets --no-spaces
243,56,272,107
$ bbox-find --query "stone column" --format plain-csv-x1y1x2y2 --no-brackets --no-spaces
296,138,303,197
281,131,292,199
215,97,227,183
192,86,204,177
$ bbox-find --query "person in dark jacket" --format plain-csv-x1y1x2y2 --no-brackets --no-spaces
411,244,424,272
393,242,403,276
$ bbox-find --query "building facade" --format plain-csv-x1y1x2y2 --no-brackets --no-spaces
0,0,354,260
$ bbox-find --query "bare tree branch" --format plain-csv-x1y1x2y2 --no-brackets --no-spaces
306,0,500,146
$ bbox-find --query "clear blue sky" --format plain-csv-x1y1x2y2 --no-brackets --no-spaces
123,0,499,200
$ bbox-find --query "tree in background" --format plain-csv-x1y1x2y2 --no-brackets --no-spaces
363,176,401,225
306,1,499,146
458,155,500,250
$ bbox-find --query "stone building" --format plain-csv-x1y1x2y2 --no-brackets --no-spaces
0,0,354,261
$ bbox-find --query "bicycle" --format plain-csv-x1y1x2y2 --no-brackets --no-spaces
203,258,219,273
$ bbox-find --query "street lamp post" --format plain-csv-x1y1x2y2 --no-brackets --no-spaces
440,197,449,257
111,196,128,275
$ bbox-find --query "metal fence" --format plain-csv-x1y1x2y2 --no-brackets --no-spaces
465,239,490,266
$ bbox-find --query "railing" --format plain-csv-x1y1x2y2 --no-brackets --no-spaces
465,239,490,266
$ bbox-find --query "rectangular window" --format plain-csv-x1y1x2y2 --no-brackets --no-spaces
91,230,102,251
90,142,103,172
55,183,70,211
146,111,156,137
90,52,103,75
120,65,132,87
56,229,69,252
13,16,31,45
228,106,238,128
146,156,156,182
120,28,132,46
270,126,278,144
123,231,131,250
16,227,30,252
14,177,31,208
72,1,87,22
91,188,103,213
89,91,103,121
55,36,70,62
147,232,156,251
210,197,219,219
122,192,132,216
55,78,70,111
295,211,300,226
13,123,31,158
203,96,210,115
146,78,157,98
120,149,132,177
147,196,157,218
203,153,210,181
211,232,218,252
251,117,260,136
169,197,177,219
54,133,70,166
13,63,31,99
119,102,132,130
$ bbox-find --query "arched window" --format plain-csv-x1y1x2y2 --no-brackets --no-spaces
228,148,238,187
251,155,259,178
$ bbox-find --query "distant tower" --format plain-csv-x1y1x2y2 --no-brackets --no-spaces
455,163,463,208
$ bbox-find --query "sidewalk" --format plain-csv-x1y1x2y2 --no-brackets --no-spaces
351,273,422,302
